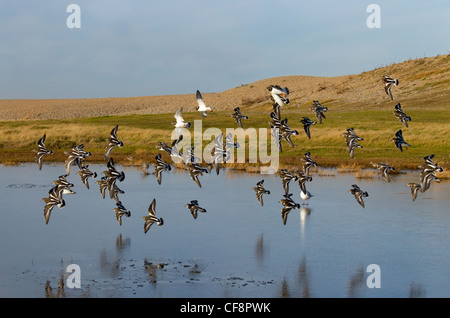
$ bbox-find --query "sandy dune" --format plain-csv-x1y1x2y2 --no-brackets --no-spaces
0,54,448,121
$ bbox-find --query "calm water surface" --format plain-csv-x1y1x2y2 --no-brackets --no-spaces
0,163,449,298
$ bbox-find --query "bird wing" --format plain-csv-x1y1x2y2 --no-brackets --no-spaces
78,171,90,189
381,168,391,182
172,134,183,146
401,117,409,128
271,93,284,107
303,124,311,139
315,111,323,124
104,144,115,160
272,103,281,119
143,217,154,233
174,107,184,123
110,125,119,139
234,116,243,128
148,199,157,218
36,153,44,170
355,192,365,208
298,180,307,194
283,133,295,147
281,178,290,194
115,210,124,226
225,133,238,151
193,174,202,188
154,167,163,185
408,183,420,201
385,84,393,100
43,202,55,224
189,171,202,188
64,155,77,175
196,90,206,109
256,191,264,206
38,134,46,146
281,206,291,225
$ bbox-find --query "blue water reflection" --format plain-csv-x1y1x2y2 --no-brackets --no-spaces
0,163,448,297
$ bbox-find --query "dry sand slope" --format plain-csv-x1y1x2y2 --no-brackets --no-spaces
0,54,448,121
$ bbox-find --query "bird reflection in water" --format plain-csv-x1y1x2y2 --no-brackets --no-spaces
297,257,311,298
100,233,131,278
44,268,91,298
278,257,311,298
280,278,290,298
299,206,312,237
255,234,267,265
347,266,365,297
144,259,166,284
116,233,131,251
45,275,65,298
409,282,426,298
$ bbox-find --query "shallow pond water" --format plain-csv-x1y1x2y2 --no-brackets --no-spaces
0,163,449,298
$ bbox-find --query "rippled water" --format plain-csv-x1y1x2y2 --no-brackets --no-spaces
0,163,449,298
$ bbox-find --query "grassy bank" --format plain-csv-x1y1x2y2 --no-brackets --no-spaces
0,101,449,177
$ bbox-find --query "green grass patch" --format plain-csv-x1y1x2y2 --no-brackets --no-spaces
0,105,448,171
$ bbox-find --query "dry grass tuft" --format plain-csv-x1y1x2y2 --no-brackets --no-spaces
337,162,364,172
354,169,377,179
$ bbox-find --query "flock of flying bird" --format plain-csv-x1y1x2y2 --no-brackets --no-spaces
35,78,444,227
36,90,219,229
